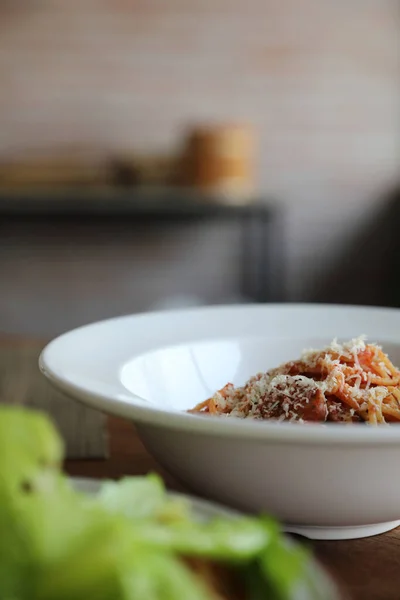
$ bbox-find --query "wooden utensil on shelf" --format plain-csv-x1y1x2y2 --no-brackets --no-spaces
0,155,110,190
183,123,256,204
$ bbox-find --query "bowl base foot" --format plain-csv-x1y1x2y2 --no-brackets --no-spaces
284,519,400,540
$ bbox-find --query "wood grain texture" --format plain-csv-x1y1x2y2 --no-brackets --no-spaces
0,337,107,458
66,415,400,600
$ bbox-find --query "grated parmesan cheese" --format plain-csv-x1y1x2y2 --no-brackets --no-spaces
203,336,400,425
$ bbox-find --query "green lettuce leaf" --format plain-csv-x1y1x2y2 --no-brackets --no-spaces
0,405,63,497
0,405,336,600
97,475,189,522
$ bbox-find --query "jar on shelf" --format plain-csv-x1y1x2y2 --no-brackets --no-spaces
182,123,256,204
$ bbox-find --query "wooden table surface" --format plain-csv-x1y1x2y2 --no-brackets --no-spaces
0,335,106,458
2,335,400,600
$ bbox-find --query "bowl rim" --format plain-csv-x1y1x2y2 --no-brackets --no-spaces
39,303,400,446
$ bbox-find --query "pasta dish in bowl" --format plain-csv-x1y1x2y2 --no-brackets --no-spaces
190,336,400,425
40,303,400,540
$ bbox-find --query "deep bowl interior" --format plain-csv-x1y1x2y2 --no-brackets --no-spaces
120,336,400,412
40,304,400,442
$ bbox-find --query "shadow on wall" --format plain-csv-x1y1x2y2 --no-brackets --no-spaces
313,186,400,308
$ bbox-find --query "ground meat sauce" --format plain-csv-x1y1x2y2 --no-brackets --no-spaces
190,337,400,425
326,397,363,423
254,376,328,422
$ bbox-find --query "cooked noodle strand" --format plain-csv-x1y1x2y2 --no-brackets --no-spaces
189,337,400,425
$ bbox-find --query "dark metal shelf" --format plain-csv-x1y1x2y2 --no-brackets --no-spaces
0,188,274,219
0,188,285,303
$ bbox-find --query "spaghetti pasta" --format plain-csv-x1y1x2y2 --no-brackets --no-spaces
189,336,400,425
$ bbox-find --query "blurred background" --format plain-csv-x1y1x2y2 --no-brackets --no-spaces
0,0,399,337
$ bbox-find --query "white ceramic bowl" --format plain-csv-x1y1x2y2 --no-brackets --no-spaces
40,304,400,540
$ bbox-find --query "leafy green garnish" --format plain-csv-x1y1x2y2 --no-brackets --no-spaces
97,475,189,522
0,406,336,600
